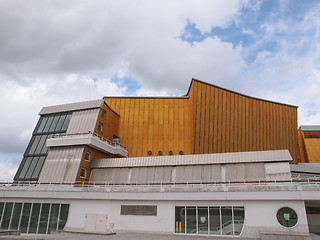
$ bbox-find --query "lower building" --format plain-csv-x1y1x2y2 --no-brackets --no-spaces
1,150,320,238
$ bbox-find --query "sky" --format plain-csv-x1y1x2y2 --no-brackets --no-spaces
0,0,319,181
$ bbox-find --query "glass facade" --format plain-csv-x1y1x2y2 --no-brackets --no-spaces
175,206,244,236
14,112,72,181
0,202,69,234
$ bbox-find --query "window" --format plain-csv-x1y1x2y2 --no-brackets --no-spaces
14,112,72,182
175,206,244,236
169,150,173,155
277,207,298,228
101,110,106,119
158,150,163,156
84,152,91,162
98,122,103,132
0,202,69,234
121,205,157,216
80,168,87,178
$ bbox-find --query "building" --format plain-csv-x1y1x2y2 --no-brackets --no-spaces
298,125,320,163
1,79,320,238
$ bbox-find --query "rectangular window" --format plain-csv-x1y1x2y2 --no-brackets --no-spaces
175,206,185,233
80,168,87,178
121,205,157,216
101,110,106,119
175,206,244,236
84,152,91,162
209,207,220,235
221,207,233,235
198,207,208,234
10,203,23,230
98,122,103,132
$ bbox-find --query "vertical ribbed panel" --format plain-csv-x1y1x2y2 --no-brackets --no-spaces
66,109,100,134
104,97,192,157
188,80,298,163
38,146,84,183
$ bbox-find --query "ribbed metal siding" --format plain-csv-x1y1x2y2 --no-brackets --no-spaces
66,109,100,134
89,162,279,183
91,150,292,169
39,99,104,115
38,146,84,183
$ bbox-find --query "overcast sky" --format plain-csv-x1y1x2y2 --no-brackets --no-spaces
0,0,319,181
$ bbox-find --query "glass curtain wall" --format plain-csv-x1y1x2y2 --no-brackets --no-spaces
175,206,244,236
14,112,72,182
0,202,69,234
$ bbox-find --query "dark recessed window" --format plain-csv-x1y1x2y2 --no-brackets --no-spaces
98,122,103,132
84,152,91,162
179,151,184,155
169,150,173,155
148,151,152,155
101,110,106,119
277,207,298,228
80,168,87,178
121,205,157,216
158,151,163,156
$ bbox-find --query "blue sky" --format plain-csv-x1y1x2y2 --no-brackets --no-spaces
0,0,319,181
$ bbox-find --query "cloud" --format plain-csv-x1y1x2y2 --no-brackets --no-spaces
0,0,320,171
0,163,17,182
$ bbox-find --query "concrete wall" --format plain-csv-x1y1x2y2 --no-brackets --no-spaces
64,199,308,238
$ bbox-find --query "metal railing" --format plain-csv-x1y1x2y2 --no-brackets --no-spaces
1,178,320,190
51,132,127,150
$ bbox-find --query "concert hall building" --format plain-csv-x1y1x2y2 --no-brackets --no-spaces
1,79,319,238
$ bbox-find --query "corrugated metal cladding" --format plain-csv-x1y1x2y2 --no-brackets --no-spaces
38,146,84,183
91,150,292,169
66,109,100,134
90,162,282,183
39,99,104,115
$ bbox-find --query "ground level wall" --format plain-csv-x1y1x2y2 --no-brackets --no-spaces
63,199,308,238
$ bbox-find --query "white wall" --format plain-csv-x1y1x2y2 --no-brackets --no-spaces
65,199,309,238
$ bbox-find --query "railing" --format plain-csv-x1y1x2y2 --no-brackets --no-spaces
1,178,320,189
51,132,127,150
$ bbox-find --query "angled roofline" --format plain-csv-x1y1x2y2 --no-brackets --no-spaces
103,96,189,99
186,78,298,108
39,99,120,117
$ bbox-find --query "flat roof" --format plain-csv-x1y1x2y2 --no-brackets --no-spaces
291,163,320,174
92,149,292,168
299,125,320,131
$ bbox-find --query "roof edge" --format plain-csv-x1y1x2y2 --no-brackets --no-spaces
187,78,298,108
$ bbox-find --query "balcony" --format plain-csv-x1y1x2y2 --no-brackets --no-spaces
47,132,128,157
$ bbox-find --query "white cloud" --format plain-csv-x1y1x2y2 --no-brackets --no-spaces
0,163,17,182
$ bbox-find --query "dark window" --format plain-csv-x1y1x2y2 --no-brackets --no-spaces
277,207,298,228
306,207,320,214
98,122,103,132
84,152,91,162
121,205,157,216
101,110,106,119
148,151,152,155
169,150,173,155
80,168,86,178
179,151,184,155
14,112,73,182
158,151,163,156
0,202,69,234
